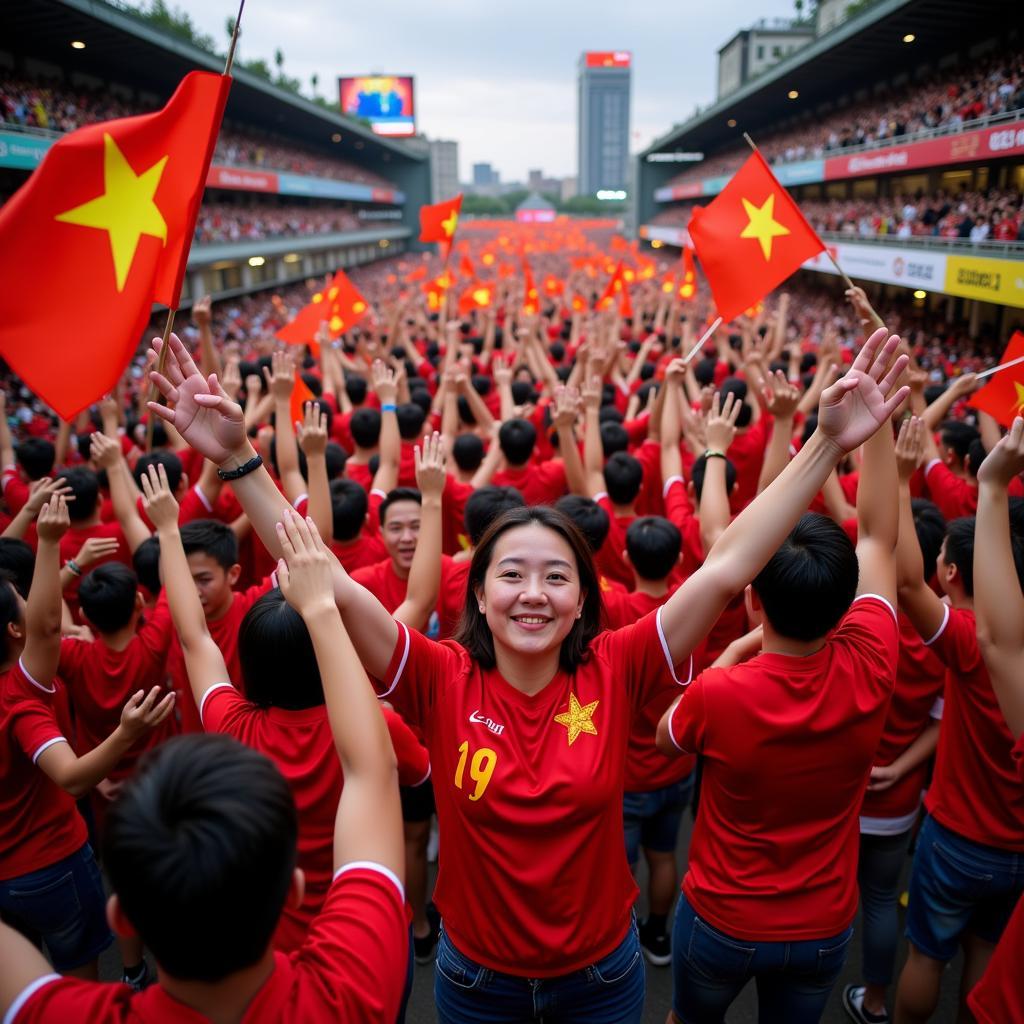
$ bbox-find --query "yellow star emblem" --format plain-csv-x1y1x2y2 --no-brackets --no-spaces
554,692,599,746
1014,382,1024,416
55,133,168,292
739,193,790,261
441,210,459,237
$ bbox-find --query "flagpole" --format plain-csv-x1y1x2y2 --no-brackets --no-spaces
683,316,722,364
741,132,885,331
145,0,246,451
976,353,1024,380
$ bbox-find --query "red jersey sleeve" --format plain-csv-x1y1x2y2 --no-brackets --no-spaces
923,460,976,521
198,683,249,735
11,688,68,765
383,706,430,787
924,604,983,674
2,468,30,515
8,975,132,1024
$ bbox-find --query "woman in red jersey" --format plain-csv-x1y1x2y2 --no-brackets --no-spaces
145,328,908,1023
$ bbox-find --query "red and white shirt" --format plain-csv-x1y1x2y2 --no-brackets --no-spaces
8,865,408,1023
376,609,688,976
667,595,898,940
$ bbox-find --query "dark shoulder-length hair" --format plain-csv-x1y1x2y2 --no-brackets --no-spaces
454,505,603,673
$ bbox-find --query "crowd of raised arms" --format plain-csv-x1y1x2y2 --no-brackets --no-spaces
0,225,1022,1024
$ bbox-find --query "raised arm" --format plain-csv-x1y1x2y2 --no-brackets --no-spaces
371,359,401,495
0,391,14,472
756,371,800,494
853,397,899,606
699,392,740,553
90,432,150,554
265,349,306,503
551,385,586,498
580,374,607,497
974,417,1024,737
275,511,403,880
192,295,222,379
921,373,978,433
296,401,332,544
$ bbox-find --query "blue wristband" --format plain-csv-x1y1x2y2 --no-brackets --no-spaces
381,403,397,412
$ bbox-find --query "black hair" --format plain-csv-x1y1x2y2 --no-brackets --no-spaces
939,420,979,462
329,478,368,541
549,341,565,364
471,374,491,397
409,388,432,416
943,516,976,595
457,396,476,426
15,438,55,480
603,451,643,505
268,436,308,482
599,422,630,457
598,406,624,424
239,591,324,710
452,434,484,473
78,563,138,633
752,512,859,641
463,486,526,546
910,498,946,581
718,378,752,428
498,418,537,466
0,569,21,664
691,453,737,503
133,536,162,599
379,487,421,527
345,375,368,405
454,506,601,673
0,538,34,598
510,381,536,406
103,735,297,982
309,398,334,438
694,356,717,387
966,439,987,480
395,403,426,441
349,408,381,449
180,519,238,570
61,467,100,522
626,516,681,581
324,441,347,480
134,451,183,494
554,495,610,553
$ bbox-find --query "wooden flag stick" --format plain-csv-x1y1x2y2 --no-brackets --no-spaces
223,0,246,76
976,353,1024,380
742,131,885,331
683,316,723,364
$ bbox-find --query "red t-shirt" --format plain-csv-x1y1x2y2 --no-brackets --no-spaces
344,460,373,493
492,460,568,506
59,521,132,621
594,495,636,591
968,736,1024,1024
668,595,898,940
923,460,977,521
0,659,88,878
860,611,945,824
923,605,1024,850
726,417,771,511
376,610,689,976
442,475,474,557
58,604,178,783
200,684,427,952
1,466,30,515
165,580,274,733
351,556,464,640
10,866,407,1024
662,478,704,580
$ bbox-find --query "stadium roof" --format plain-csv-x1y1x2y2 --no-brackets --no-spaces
641,0,1020,158
5,0,426,168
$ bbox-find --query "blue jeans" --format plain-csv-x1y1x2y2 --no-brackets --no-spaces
857,828,913,986
671,894,853,1023
434,921,645,1023
623,773,694,866
0,843,112,971
905,813,1024,961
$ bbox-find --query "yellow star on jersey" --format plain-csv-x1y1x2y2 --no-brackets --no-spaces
739,193,790,261
55,133,168,292
441,209,459,238
554,693,599,746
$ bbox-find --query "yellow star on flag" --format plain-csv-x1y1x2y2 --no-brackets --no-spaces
739,193,790,261
441,210,459,238
554,692,599,746
55,133,168,292
1014,382,1024,416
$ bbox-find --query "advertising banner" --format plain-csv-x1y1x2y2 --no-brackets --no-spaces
944,255,1024,308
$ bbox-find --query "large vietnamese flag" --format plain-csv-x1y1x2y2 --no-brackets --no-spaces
970,332,1024,428
0,71,231,420
419,194,463,259
688,150,824,323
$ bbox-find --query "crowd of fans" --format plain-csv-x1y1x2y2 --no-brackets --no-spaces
663,45,1024,190
193,200,362,244
0,76,398,190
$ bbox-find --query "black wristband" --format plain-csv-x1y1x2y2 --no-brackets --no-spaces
217,454,263,481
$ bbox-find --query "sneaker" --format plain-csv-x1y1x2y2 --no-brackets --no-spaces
842,985,889,1024
414,902,441,964
638,920,671,967
121,961,152,993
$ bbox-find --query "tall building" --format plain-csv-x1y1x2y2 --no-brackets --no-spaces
577,51,631,197
716,19,815,98
429,139,459,202
472,162,498,186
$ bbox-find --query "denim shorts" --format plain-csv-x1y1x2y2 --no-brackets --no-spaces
434,920,645,1023
0,843,113,971
905,813,1024,962
623,772,694,865
672,894,853,1024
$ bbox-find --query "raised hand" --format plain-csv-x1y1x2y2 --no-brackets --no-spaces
817,328,909,454
264,349,295,402
415,431,447,501
36,494,70,544
139,462,180,530
371,359,398,405
192,294,212,329
762,370,801,419
705,391,741,452
551,385,582,431
581,373,603,411
894,415,925,482
74,535,120,569
120,686,176,738
296,402,328,457
221,356,243,401
148,333,246,464
23,477,73,518
947,372,979,400
275,507,336,619
977,416,1024,488
89,430,120,469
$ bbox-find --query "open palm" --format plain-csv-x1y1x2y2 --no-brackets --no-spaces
148,333,245,464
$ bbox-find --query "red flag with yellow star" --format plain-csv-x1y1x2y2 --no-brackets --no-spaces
277,269,370,350
970,331,1024,428
688,150,823,323
419,194,463,259
0,72,230,419
596,261,627,311
677,246,698,301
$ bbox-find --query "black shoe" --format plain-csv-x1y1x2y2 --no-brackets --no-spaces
842,985,889,1024
121,961,152,992
414,902,440,964
638,919,671,967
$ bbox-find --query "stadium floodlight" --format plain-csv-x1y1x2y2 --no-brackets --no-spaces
727,119,737,128
903,33,916,43
70,40,86,49
248,256,266,267
596,190,628,200
283,253,302,263
913,290,927,299
651,240,664,248
331,133,342,143
787,90,799,100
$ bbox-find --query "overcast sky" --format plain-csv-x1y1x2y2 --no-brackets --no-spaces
175,0,798,181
